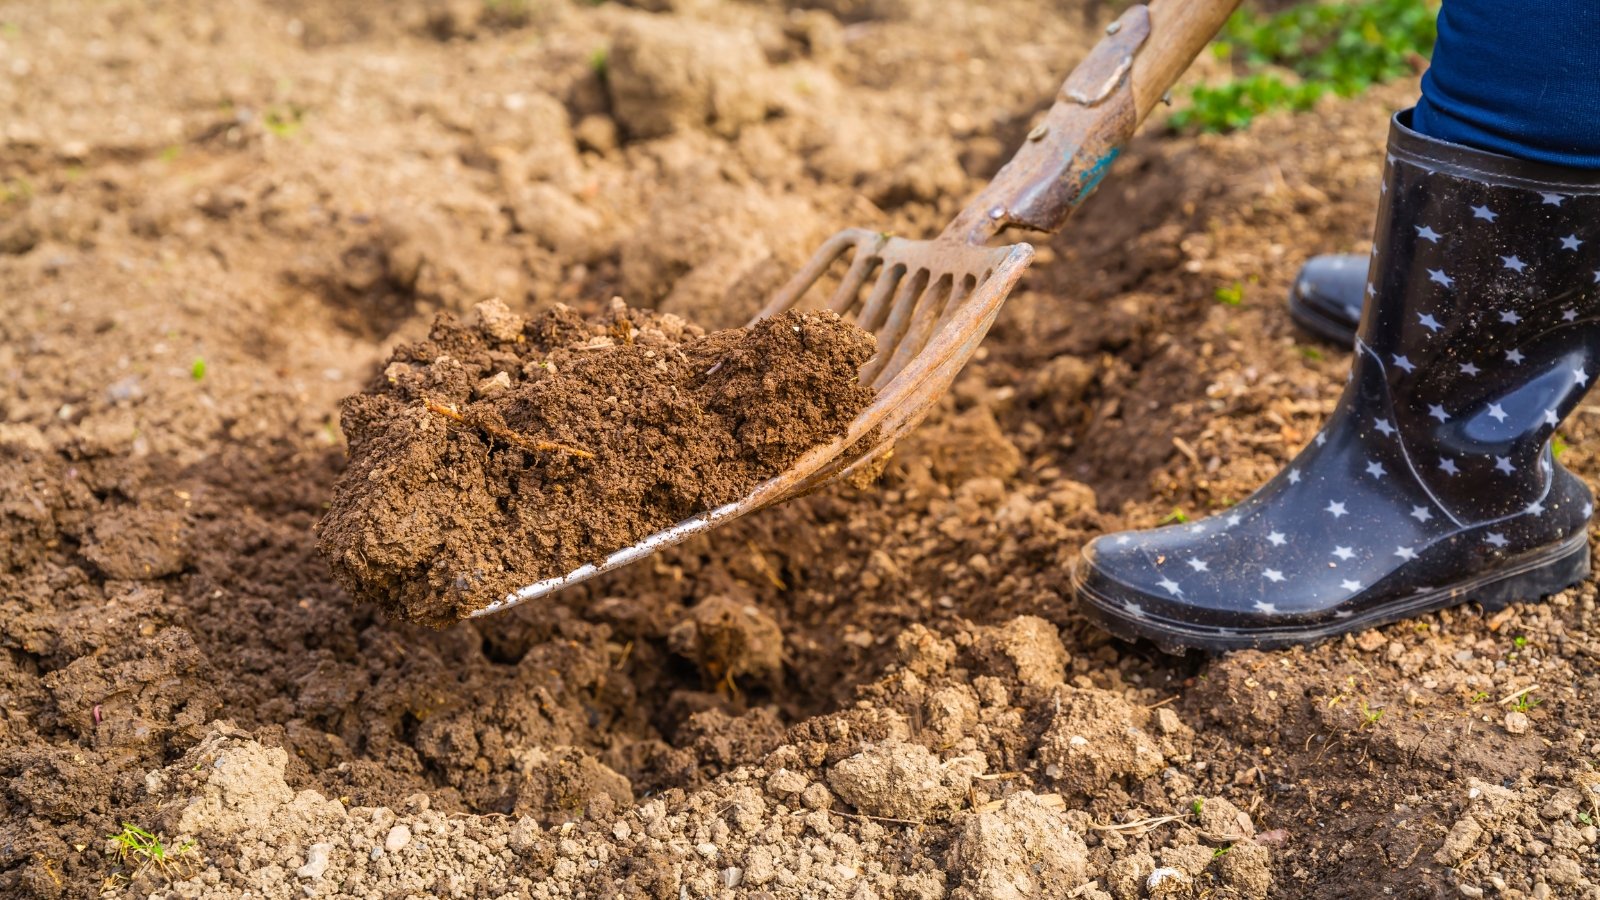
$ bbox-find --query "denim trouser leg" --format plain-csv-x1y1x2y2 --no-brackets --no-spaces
1412,0,1600,168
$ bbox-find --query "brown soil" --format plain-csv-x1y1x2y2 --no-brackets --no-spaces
317,301,873,625
5,1,1600,899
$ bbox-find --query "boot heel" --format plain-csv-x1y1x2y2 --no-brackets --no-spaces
1474,536,1590,613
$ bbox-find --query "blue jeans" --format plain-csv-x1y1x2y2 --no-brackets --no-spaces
1412,0,1600,168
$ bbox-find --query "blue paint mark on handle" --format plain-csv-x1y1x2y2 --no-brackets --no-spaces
1070,147,1122,206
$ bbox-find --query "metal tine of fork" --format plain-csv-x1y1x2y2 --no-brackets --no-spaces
859,268,930,385
854,262,907,335
872,271,971,388
825,243,883,316
755,228,873,320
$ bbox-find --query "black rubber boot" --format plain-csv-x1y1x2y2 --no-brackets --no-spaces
1288,253,1368,345
1074,110,1600,653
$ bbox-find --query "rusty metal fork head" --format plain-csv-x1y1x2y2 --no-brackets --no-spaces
471,0,1241,617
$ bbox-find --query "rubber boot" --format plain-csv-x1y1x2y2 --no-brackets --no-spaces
1288,253,1368,345
1074,110,1600,653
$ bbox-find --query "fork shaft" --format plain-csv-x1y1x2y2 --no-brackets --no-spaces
944,0,1239,246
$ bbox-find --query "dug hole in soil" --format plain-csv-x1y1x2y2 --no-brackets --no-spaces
3,1,1599,898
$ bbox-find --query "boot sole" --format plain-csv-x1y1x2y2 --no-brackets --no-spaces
1287,291,1358,347
1073,530,1590,654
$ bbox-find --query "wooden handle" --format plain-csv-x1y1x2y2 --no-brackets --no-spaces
944,0,1240,245
1131,0,1241,119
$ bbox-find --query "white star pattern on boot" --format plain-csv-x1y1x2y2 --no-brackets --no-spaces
1366,461,1387,478
1267,531,1287,546
1495,456,1515,474
1488,403,1508,422
1506,349,1525,364
1187,559,1209,572
1428,405,1449,422
1158,578,1183,597
1500,310,1522,324
1374,419,1396,436
1501,256,1527,272
1428,269,1454,287
1561,234,1583,250
1394,355,1416,373
1459,362,1481,376
1471,204,1496,221
1326,501,1348,518
1416,225,1442,242
1439,457,1460,475
1410,505,1432,522
1394,546,1417,560
1486,532,1508,548
1333,546,1355,560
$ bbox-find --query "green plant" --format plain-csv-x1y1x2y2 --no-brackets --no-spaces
1214,282,1244,306
109,823,197,880
1579,812,1593,825
1511,693,1542,713
1170,0,1438,133
1468,690,1489,704
1357,699,1384,728
1213,845,1232,858
588,46,609,79
1161,507,1190,525
1191,798,1205,816
191,358,207,381
263,105,304,138
1553,434,1570,459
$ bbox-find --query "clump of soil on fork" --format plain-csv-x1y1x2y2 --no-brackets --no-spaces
317,299,876,626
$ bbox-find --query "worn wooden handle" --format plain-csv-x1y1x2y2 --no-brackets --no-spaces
945,0,1240,245
1131,0,1241,119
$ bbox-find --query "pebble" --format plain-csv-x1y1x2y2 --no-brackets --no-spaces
1506,711,1530,735
385,824,412,852
296,843,331,879
766,768,808,795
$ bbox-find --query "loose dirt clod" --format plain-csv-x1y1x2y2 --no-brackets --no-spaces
317,301,875,625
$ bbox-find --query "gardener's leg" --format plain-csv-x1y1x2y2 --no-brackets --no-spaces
1074,0,1600,651
1288,0,1600,345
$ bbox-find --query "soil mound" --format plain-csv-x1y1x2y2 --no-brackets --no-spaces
317,300,875,625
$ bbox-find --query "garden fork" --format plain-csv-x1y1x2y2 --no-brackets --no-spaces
472,0,1241,617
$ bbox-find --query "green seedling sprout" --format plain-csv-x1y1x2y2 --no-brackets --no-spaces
109,823,197,880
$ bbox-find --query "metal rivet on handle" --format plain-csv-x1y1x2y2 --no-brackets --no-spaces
1027,124,1049,142
1106,21,1122,34
988,206,1006,220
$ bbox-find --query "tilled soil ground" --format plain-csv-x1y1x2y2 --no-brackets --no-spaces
4,1,1599,898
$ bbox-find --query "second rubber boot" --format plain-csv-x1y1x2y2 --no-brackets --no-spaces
1074,110,1600,652
1288,253,1369,345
